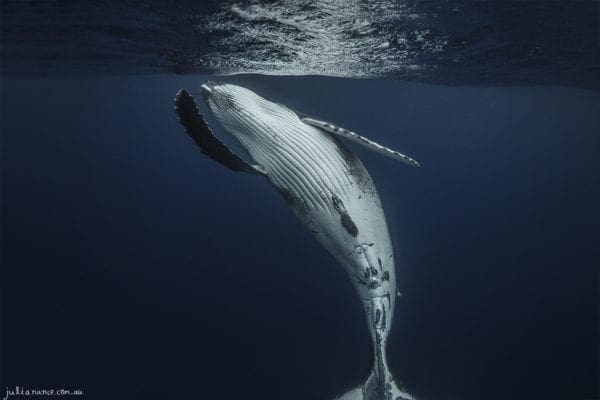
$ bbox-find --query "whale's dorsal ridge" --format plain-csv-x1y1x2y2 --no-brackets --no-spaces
301,117,421,168
174,89,266,176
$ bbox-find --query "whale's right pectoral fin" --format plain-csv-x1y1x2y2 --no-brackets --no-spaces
301,117,420,168
174,89,266,177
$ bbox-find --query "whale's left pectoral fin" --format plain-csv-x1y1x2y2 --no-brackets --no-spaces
301,117,420,168
174,89,266,177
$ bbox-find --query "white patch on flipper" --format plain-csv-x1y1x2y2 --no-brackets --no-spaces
301,117,420,168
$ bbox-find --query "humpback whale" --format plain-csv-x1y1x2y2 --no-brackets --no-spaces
174,82,419,400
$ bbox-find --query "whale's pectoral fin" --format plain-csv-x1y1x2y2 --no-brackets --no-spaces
174,89,266,176
301,117,420,168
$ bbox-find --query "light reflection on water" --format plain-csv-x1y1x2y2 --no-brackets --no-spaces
197,1,447,77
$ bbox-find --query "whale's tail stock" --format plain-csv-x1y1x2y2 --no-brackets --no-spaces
335,295,415,400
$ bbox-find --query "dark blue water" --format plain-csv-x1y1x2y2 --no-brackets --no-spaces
1,1,599,400
2,75,599,399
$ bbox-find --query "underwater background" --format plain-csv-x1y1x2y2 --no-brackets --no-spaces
1,1,599,400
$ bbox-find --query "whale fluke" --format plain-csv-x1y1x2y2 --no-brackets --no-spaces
335,372,415,400
174,89,266,176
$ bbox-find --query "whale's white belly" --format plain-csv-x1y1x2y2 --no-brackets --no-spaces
238,116,396,302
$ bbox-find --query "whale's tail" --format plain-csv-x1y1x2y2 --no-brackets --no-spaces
335,364,414,400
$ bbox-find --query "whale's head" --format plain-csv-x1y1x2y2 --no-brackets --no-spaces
201,81,250,117
201,81,298,143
